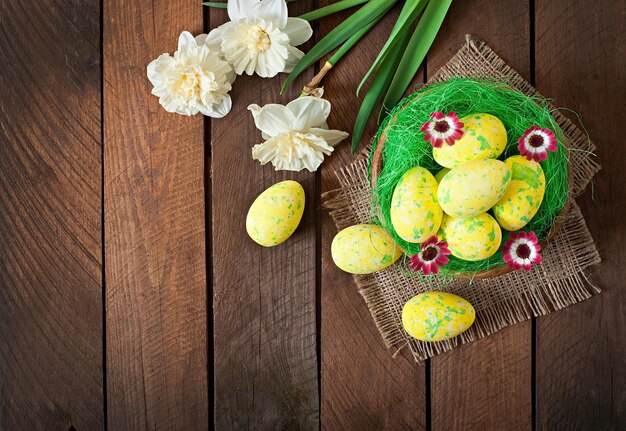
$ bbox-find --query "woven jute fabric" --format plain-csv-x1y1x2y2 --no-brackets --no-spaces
324,36,601,363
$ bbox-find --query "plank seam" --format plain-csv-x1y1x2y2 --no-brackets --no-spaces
100,0,108,427
203,5,215,431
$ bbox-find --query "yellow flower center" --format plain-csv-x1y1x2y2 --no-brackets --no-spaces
248,26,271,52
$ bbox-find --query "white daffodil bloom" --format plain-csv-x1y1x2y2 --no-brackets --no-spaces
147,31,236,117
249,97,349,172
208,0,313,78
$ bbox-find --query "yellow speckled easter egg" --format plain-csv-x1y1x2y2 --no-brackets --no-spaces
433,113,507,169
402,292,476,342
390,167,442,243
246,180,305,247
493,155,546,231
438,159,511,218
439,213,502,261
434,168,451,183
331,224,402,274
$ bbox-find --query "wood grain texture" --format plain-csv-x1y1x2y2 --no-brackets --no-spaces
209,3,319,429
429,2,533,430
535,1,626,429
0,0,103,429
103,1,208,429
319,5,427,431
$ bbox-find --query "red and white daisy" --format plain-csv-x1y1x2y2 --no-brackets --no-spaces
409,236,451,275
502,231,542,271
420,111,464,148
518,126,557,162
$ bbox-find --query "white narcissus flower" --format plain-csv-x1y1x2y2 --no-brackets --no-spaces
147,31,236,117
249,97,349,172
208,0,313,78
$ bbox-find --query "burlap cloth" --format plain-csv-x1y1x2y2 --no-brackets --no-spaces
324,36,601,363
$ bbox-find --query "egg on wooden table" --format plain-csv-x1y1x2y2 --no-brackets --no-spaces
331,224,402,274
439,213,502,261
437,159,511,218
433,113,507,169
246,180,305,247
402,292,476,342
493,155,546,231
390,167,442,243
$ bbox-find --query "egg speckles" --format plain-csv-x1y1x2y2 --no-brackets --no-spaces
433,113,507,168
390,167,443,243
440,213,502,261
246,180,305,247
331,224,402,274
493,156,546,231
438,159,511,218
402,292,476,342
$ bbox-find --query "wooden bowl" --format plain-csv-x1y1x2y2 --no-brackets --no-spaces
370,111,572,280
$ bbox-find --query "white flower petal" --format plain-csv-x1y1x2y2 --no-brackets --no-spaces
147,31,235,118
309,128,349,147
227,0,258,21
287,97,331,131
251,0,288,28
178,31,196,50
248,103,295,137
283,18,313,46
283,45,304,73
197,27,224,54
203,95,232,118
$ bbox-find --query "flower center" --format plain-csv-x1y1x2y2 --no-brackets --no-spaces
434,120,450,133
249,27,271,52
422,246,439,262
516,243,531,259
529,134,544,148
179,67,204,96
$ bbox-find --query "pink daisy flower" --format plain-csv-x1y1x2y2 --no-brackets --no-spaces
420,111,464,148
502,231,542,271
409,236,451,275
518,126,558,162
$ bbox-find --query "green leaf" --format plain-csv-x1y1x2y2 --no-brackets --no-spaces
327,4,386,65
381,0,452,119
298,0,370,21
202,2,228,8
281,0,397,94
351,21,413,154
356,0,428,96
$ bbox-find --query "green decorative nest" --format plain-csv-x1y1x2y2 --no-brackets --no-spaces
369,78,570,278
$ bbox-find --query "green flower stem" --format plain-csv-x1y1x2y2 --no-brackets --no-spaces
300,10,382,96
282,0,398,93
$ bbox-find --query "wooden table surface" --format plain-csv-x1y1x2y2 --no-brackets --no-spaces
1,0,625,429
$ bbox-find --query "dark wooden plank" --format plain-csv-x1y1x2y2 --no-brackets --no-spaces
429,2,533,429
535,1,626,429
209,3,319,429
103,1,208,429
0,0,103,429
319,6,428,430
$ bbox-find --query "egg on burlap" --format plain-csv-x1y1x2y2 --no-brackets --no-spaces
331,224,402,274
433,113,507,168
402,292,476,342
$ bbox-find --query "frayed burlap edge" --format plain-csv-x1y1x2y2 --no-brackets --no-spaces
323,36,601,363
